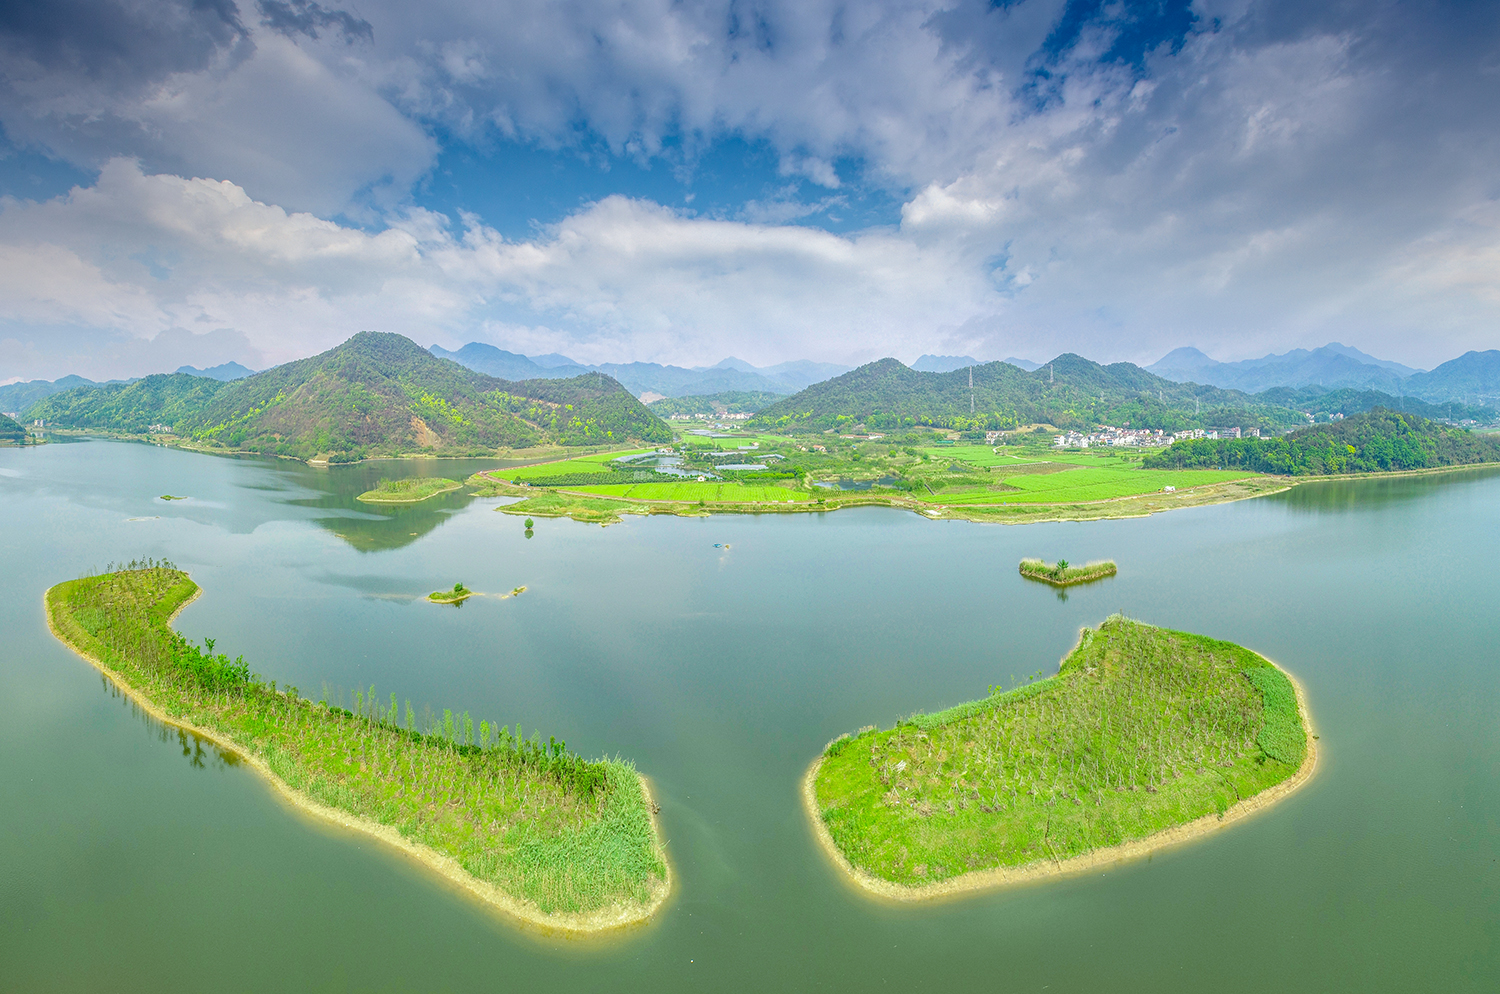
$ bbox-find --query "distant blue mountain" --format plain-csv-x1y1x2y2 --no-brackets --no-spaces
1146,343,1421,393
429,343,850,398
176,361,256,381
912,354,979,373
0,374,115,413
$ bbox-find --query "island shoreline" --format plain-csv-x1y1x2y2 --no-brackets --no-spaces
43,584,672,936
799,661,1318,903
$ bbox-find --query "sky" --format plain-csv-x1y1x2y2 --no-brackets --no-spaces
0,0,1497,381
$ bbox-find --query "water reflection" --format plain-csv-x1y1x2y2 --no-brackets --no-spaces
263,457,515,552
1272,466,1500,515
99,674,241,771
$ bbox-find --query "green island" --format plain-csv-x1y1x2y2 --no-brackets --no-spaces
358,477,463,503
805,616,1314,899
158,494,187,501
1018,558,1117,586
45,565,670,932
429,582,473,604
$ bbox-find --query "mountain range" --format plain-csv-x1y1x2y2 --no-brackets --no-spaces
1146,343,1500,406
911,354,1043,373
429,343,850,398
23,333,669,460
749,352,1495,434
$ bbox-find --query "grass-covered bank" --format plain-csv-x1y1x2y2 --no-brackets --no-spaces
357,477,463,503
1018,559,1117,586
808,617,1313,898
45,566,669,932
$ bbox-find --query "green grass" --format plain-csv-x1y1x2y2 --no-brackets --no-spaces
1018,559,1118,586
573,481,814,502
919,467,1253,505
504,449,655,480
428,582,472,603
356,477,462,503
813,616,1306,886
47,568,666,918
918,445,1047,467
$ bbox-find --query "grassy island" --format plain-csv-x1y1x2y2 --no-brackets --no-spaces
428,582,473,604
46,566,669,932
357,477,463,503
807,616,1314,899
1018,558,1117,586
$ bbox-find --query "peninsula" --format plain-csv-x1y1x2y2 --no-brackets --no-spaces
1018,558,1117,586
358,477,462,503
805,616,1314,899
46,565,670,932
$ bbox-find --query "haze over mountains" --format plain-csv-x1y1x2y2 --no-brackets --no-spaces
428,343,850,398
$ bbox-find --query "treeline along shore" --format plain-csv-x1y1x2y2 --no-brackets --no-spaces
45,564,669,932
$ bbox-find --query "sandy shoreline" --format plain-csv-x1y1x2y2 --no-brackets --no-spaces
44,582,672,936
801,662,1318,903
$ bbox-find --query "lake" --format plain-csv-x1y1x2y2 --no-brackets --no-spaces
1,439,1495,992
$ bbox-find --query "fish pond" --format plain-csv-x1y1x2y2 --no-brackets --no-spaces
1,439,1496,992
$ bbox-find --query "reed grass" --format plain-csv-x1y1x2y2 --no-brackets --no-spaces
47,567,665,916
813,616,1306,885
1018,558,1117,586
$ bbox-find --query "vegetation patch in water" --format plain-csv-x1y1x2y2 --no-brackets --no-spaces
46,566,668,927
811,616,1309,890
1018,558,1117,586
357,477,462,503
428,582,473,604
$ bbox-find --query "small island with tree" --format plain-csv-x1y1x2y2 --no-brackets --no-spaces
428,582,472,604
357,477,463,503
805,616,1314,899
45,565,670,931
1018,558,1117,586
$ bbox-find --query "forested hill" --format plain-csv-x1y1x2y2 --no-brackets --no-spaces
23,332,670,461
1142,409,1500,475
747,354,1308,433
0,411,27,442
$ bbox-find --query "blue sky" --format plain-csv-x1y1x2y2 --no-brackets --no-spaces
0,0,1496,380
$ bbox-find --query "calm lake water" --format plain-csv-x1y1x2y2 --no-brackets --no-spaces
2,439,1496,992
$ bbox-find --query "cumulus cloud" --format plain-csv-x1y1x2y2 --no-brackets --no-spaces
2,0,1499,373
0,159,1001,376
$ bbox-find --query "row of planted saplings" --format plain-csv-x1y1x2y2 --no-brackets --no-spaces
152,620,608,799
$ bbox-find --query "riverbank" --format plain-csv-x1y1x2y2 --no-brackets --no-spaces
470,470,1293,525
45,568,670,934
804,618,1316,901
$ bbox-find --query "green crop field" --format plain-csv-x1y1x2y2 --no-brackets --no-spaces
573,481,813,503
919,467,1254,505
919,445,1048,467
505,448,655,480
812,616,1308,888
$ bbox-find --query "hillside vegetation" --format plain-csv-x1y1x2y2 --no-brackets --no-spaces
749,355,1309,434
23,333,669,461
1144,409,1500,475
811,617,1308,889
0,411,28,442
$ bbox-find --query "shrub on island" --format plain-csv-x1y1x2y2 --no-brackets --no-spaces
1018,558,1117,586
